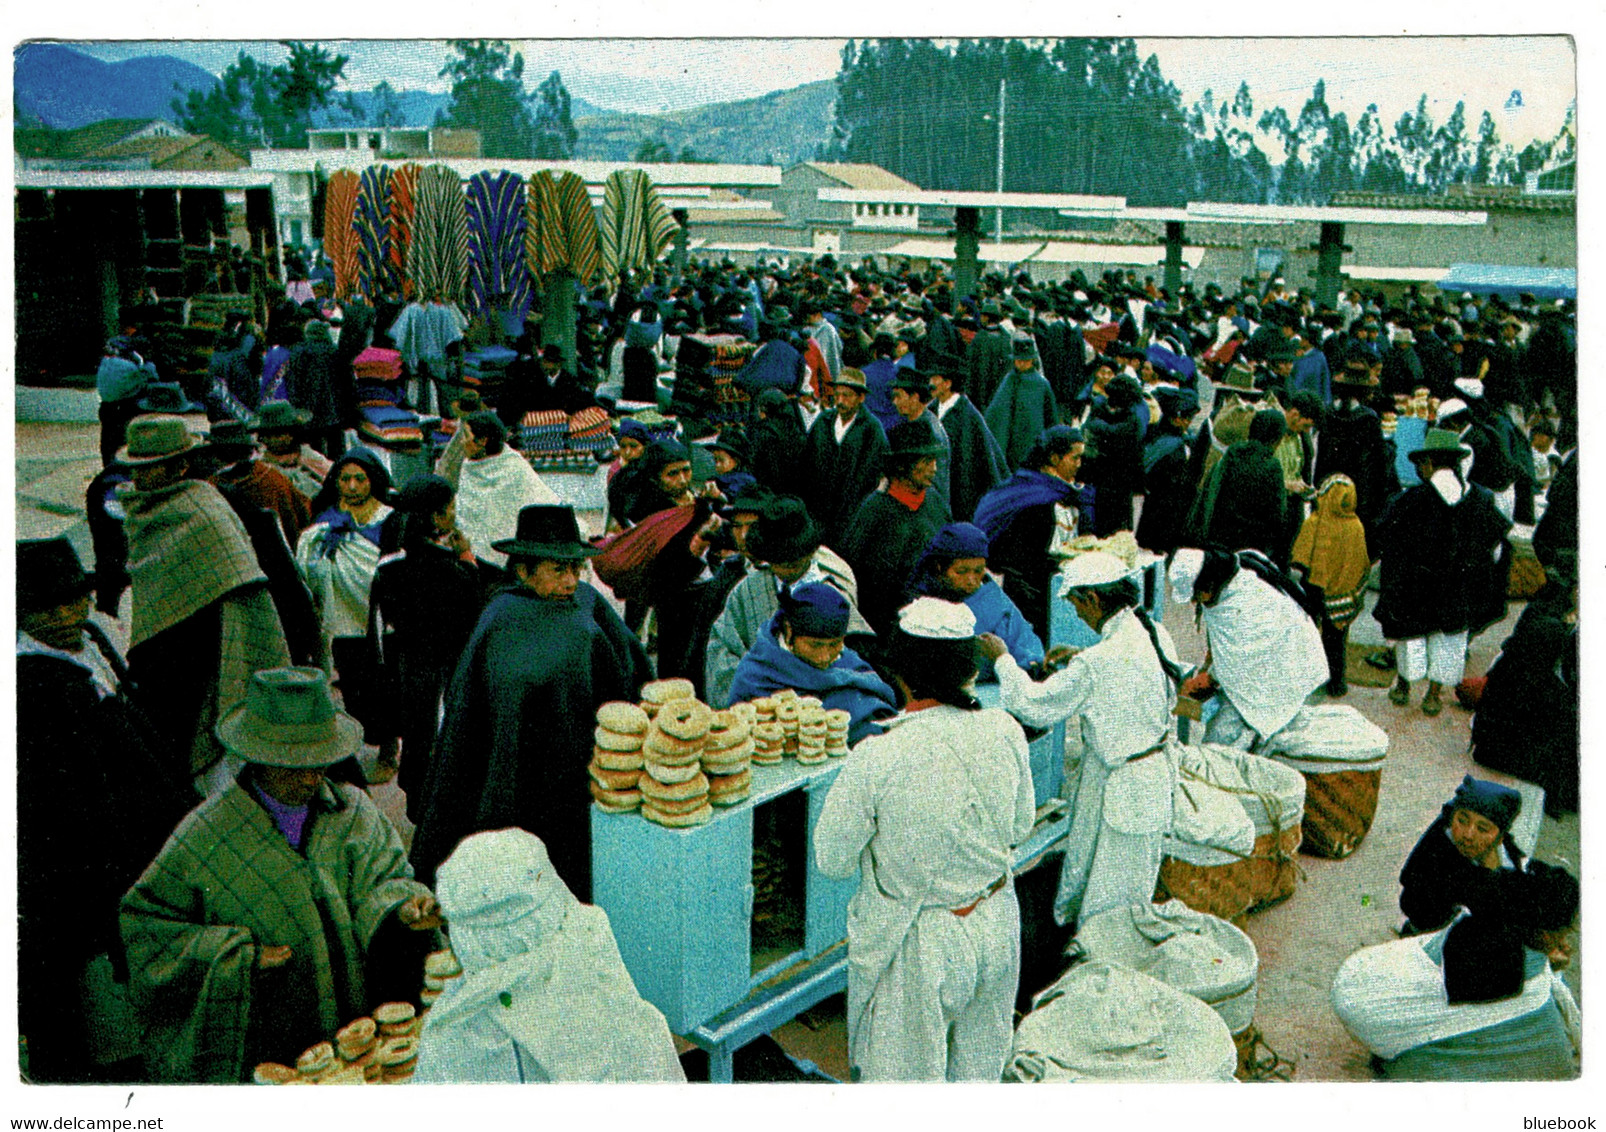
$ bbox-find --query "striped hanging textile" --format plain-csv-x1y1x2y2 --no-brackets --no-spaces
354,165,396,300
322,169,361,301
407,164,469,304
524,170,602,286
388,163,421,300
464,170,533,321
598,168,679,279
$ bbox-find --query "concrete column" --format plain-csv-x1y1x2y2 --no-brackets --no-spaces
1314,221,1347,308
953,207,981,302
1163,220,1185,295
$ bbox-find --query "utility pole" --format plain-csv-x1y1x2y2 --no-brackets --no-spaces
994,78,1007,245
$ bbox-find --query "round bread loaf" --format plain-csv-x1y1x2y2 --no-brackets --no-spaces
702,746,753,774
643,802,714,827
337,1017,376,1048
425,949,462,979
296,1042,334,1076
750,751,784,766
705,724,751,750
643,793,710,817
253,1062,298,1085
594,726,646,753
644,731,704,762
797,750,830,766
320,1065,366,1086
374,1002,415,1028
594,797,642,814
589,764,641,791
590,783,642,808
773,688,799,703
656,699,712,741
593,746,646,771
752,721,784,741
639,771,710,803
823,709,851,731
642,759,703,786
641,678,696,706
708,768,752,792
708,709,739,731
795,695,823,710
596,700,650,734
730,702,758,724
376,1036,418,1068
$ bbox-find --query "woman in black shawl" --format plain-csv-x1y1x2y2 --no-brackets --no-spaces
1185,408,1288,557
608,438,696,530
284,318,351,457
748,388,808,499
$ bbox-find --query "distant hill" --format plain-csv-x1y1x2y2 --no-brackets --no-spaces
14,42,837,165
14,43,219,128
575,80,836,165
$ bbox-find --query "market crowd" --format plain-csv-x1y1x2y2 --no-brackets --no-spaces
19,249,1579,1084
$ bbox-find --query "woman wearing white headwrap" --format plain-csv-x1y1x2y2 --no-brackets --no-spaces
414,829,684,1083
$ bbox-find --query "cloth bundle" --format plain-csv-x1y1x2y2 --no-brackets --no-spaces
519,410,571,453
461,345,518,386
351,347,404,382
567,407,614,454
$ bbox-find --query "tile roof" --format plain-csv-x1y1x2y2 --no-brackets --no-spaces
800,162,921,191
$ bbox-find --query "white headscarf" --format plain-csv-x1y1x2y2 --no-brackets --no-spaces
415,830,684,1083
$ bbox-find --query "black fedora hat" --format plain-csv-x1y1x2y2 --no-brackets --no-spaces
204,419,257,450
890,368,932,396
887,416,945,460
491,505,601,561
747,495,822,566
17,537,95,613
705,430,751,465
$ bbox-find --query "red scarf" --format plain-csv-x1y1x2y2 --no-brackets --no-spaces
888,482,927,512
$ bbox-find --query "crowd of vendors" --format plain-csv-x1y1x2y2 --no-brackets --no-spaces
17,249,1579,1084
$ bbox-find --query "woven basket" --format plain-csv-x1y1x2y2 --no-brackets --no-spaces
1298,767,1382,859
1155,824,1303,922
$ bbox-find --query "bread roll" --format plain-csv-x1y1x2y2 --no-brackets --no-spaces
641,758,702,786
638,771,710,803
593,746,646,771
656,699,713,741
707,768,751,792
594,726,646,753
642,792,710,816
253,1063,298,1085
596,701,650,735
588,763,641,791
643,732,704,763
641,678,696,705
642,802,714,827
590,784,642,809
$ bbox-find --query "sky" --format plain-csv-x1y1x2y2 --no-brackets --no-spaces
64,36,1575,151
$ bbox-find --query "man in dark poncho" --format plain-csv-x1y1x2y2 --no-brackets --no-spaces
973,426,1089,647
1374,429,1511,716
838,417,952,640
1134,385,1199,554
984,336,1060,470
927,354,1009,523
1079,372,1146,535
966,301,1013,411
803,367,889,546
1186,408,1288,556
1316,353,1397,533
410,505,651,899
887,368,952,513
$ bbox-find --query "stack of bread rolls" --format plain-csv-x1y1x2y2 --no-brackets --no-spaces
795,706,829,765
702,709,753,805
420,948,463,1008
641,699,713,827
591,701,651,811
335,1017,381,1081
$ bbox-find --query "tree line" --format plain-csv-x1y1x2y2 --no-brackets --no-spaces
824,38,1576,206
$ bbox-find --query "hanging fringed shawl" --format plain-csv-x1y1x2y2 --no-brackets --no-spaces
407,164,469,305
523,170,602,287
354,165,396,301
388,163,421,300
465,170,534,321
597,169,678,279
322,170,361,301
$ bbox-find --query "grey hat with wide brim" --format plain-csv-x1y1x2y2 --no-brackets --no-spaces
216,666,364,768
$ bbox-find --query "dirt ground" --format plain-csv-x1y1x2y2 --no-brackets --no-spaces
19,418,1578,1084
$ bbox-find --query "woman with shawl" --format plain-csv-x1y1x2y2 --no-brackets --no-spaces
283,318,350,457
748,388,809,499
1186,408,1288,557
295,448,395,743
1291,474,1371,697
415,830,684,1083
607,438,696,531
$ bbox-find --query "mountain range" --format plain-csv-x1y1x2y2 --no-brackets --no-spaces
14,43,836,165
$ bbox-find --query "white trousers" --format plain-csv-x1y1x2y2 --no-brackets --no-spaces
1396,631,1469,685
854,891,1021,1082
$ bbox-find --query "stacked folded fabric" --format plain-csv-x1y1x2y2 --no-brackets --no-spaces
351,347,404,382
568,406,615,455
461,345,518,387
359,404,424,445
520,409,570,453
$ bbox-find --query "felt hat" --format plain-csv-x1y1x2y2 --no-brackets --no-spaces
216,666,365,769
491,505,601,561
17,537,95,613
1057,551,1131,596
890,369,932,396
1454,377,1486,400
832,367,868,392
1333,358,1380,387
253,401,313,432
1011,336,1038,359
1449,775,1522,831
1406,427,1472,460
135,383,206,414
1152,385,1199,420
203,419,257,450
726,482,778,517
394,473,455,515
1213,364,1263,396
747,495,822,566
115,415,201,466
886,417,946,461
780,582,851,638
705,431,751,465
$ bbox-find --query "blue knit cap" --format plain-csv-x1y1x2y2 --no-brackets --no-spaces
925,522,990,561
1450,775,1522,831
619,419,651,443
781,582,851,639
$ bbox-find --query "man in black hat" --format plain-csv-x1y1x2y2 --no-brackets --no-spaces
839,417,953,639
803,366,890,547
1315,351,1396,533
411,505,651,898
538,343,599,414
206,418,312,549
16,538,194,1082
1134,384,1200,554
984,336,1060,470
888,368,952,511
704,493,872,709
927,355,1009,524
966,301,1013,411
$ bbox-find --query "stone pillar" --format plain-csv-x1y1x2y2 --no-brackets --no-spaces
954,206,982,302
1314,221,1347,309
1163,221,1186,295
